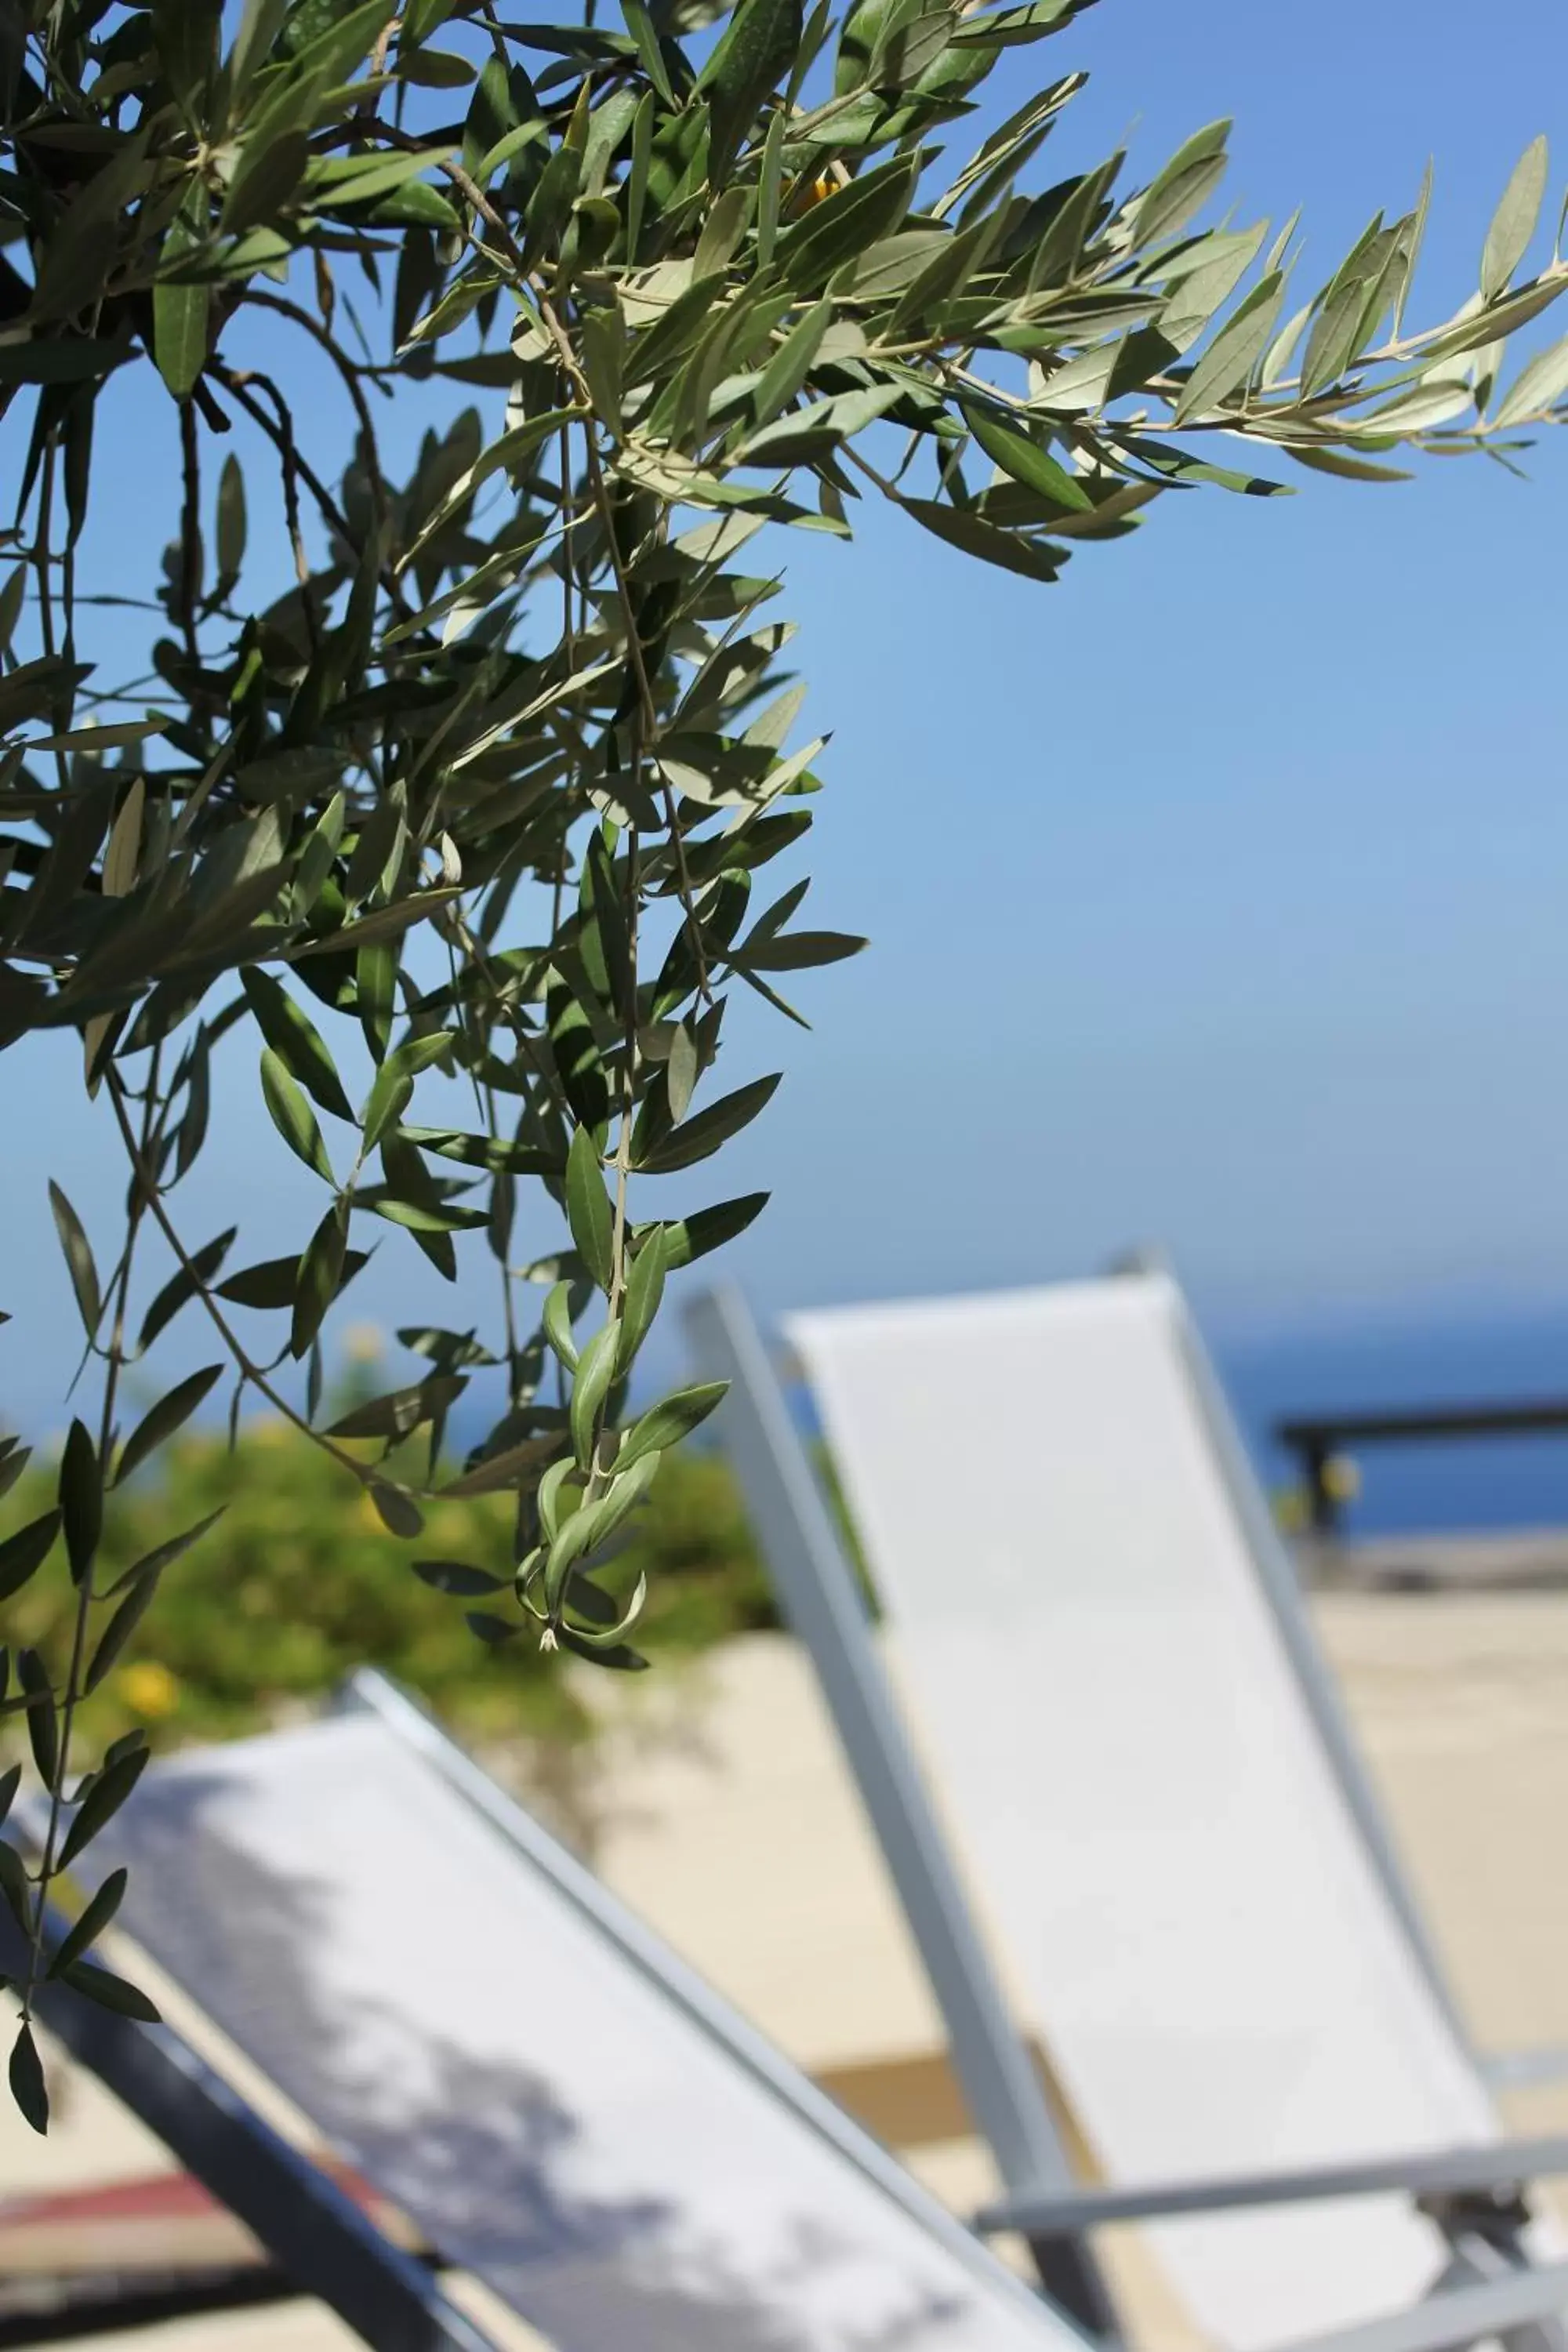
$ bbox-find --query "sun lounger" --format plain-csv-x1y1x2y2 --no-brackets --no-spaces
27,1669,1094,2352
691,1273,1568,2350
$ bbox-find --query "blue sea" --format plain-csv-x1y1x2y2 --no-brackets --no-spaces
1214,1305,1568,1538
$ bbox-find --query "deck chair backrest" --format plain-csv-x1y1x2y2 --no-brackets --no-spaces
786,1272,1504,2351
86,1675,1086,2352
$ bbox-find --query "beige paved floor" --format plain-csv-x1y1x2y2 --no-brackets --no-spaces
9,1595,1568,2349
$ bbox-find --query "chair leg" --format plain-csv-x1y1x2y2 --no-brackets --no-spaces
1023,2235,1123,2345
1426,2223,1568,2352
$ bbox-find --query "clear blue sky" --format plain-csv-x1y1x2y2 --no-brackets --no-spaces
8,0,1568,1427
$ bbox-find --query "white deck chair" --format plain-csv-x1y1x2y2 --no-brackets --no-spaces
691,1275,1568,2352
52,1669,1096,2352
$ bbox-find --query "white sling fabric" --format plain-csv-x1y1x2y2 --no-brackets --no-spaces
90,1706,1083,2352
789,1273,1504,2350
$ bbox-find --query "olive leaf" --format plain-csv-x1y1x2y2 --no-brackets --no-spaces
565,1127,615,1291
116,1366,223,1486
260,1050,336,1183
48,1184,100,1340
241,969,354,1120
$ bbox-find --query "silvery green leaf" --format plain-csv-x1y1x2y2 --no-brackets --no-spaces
666,1023,699,1123
0,1512,60,1603
1347,382,1472,435
260,1051,335,1184
635,1073,781,1172
1288,445,1412,484
543,1280,581,1371
48,1182,100,1339
1260,299,1313,391
616,1382,728,1472
216,454,246,585
617,1225,667,1376
635,1194,769,1269
1481,134,1548,299
962,405,1093,509
569,1323,620,1468
415,1560,506,1596
1422,274,1566,361
115,1365,223,1486
1493,330,1568,426
241,969,353,1120
8,2024,46,2136
1134,119,1231,249
60,1962,160,2022
565,1127,615,1292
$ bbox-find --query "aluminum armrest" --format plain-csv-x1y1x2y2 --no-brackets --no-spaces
1481,2045,1568,2092
1266,2259,1568,2352
976,2132,1568,2238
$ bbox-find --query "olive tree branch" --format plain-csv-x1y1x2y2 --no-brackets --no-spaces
22,1051,161,2022
103,1068,390,1494
239,289,391,525
177,398,204,672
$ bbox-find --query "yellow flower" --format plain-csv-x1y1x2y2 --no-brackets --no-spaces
345,1323,384,1363
120,1661,180,1719
1323,1453,1362,1504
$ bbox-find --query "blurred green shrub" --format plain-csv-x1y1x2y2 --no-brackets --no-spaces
2,1410,779,1756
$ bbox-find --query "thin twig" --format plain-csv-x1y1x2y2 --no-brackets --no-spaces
382,127,531,278
219,366,318,648
214,364,416,625
581,801,641,1541
178,400,202,671
537,330,714,1004
240,289,390,524
103,1069,382,1491
23,1053,160,2020
604,821,640,1348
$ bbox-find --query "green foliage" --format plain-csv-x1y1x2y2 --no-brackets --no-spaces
2,0,1566,2114
1,1412,777,1753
